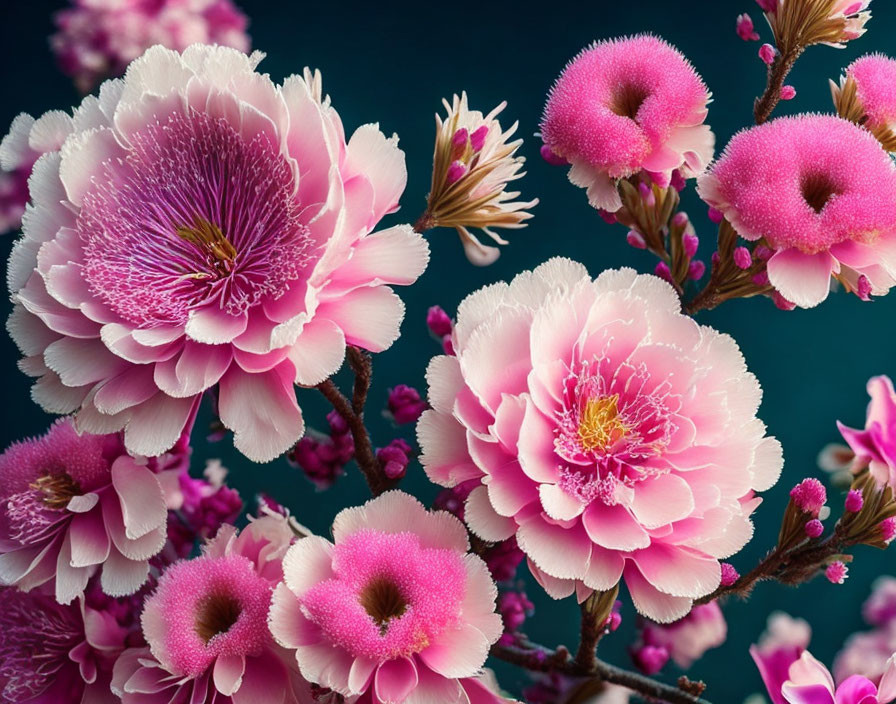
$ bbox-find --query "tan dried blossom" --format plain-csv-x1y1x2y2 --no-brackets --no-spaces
763,0,871,55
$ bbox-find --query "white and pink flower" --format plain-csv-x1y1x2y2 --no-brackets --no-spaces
269,490,505,704
0,419,178,604
759,651,896,704
418,260,782,622
540,35,714,212
837,376,896,488
112,513,310,703
4,44,428,463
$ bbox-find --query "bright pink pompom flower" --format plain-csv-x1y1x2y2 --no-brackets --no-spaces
51,0,251,93
698,114,896,308
112,513,312,703
0,419,179,604
269,491,506,704
837,376,896,488
847,54,896,132
418,260,782,622
3,45,428,463
541,34,714,212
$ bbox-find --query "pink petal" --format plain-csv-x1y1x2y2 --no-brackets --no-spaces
540,484,585,522
332,224,428,290
631,543,720,598
420,624,491,679
630,473,695,529
93,366,158,416
582,503,650,551
582,545,625,591
623,563,693,623
877,656,896,702
287,318,346,386
213,654,246,696
766,249,835,309
184,306,249,345
111,456,167,539
123,393,198,458
281,536,334,598
232,654,290,704
100,549,150,597
464,486,517,542
348,656,378,696
417,410,482,488
318,286,405,353
517,397,561,483
345,125,407,222
68,510,111,568
516,515,591,580
218,362,304,463
374,657,419,704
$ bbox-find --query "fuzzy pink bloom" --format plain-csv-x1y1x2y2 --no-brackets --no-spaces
698,115,896,308
0,587,128,703
4,45,427,464
720,562,739,586
826,561,849,584
751,612,813,704
541,35,714,212
790,478,827,516
760,43,777,65
838,376,896,488
0,419,180,604
0,114,41,237
846,54,896,131
112,513,310,703
51,0,251,93
761,651,896,704
418,260,782,622
641,602,727,669
269,491,504,703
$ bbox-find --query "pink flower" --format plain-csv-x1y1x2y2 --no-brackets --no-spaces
751,612,813,704
835,626,896,687
268,491,504,703
51,0,251,93
641,602,727,669
737,13,761,41
387,384,428,425
541,35,714,212
837,376,896,488
418,260,782,622
761,651,896,704
0,114,41,237
865,577,896,627
0,419,178,603
698,115,896,308
112,513,310,703
0,587,128,702
845,55,896,133
826,560,849,584
5,45,428,463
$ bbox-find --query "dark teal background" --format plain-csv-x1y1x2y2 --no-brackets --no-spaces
2,1,896,701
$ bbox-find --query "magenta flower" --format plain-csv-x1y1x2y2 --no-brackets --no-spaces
269,491,505,703
834,54,896,152
5,45,428,463
760,651,896,704
0,587,128,702
541,35,714,212
640,602,727,669
837,376,896,488
418,260,782,622
0,419,178,603
835,627,896,688
51,0,251,93
737,13,761,41
112,513,309,703
387,384,428,425
751,612,812,704
698,115,896,308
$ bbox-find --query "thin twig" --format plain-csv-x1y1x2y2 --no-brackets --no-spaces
754,48,803,125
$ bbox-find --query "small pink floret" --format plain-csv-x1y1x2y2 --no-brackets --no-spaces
826,561,849,584
790,478,827,516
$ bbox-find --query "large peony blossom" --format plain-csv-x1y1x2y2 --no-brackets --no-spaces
540,35,714,212
418,260,782,622
52,0,251,93
0,587,128,703
112,513,311,703
698,115,896,308
4,44,428,463
269,491,506,704
0,419,180,604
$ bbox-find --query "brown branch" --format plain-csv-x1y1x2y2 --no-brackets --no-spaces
316,348,398,496
490,641,712,704
754,47,803,125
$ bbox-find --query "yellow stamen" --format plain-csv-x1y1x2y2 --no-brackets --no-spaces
176,219,237,276
578,395,627,453
30,473,81,510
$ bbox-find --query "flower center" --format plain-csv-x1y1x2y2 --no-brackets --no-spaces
80,110,313,329
30,472,81,510
577,394,628,453
194,593,242,644
359,577,408,634
800,172,842,213
610,83,650,120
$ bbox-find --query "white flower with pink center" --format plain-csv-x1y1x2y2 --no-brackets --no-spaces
417,260,783,622
4,44,428,463
112,514,312,703
269,491,506,704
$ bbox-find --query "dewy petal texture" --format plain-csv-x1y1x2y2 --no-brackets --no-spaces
270,491,507,704
6,44,428,463
418,260,782,622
